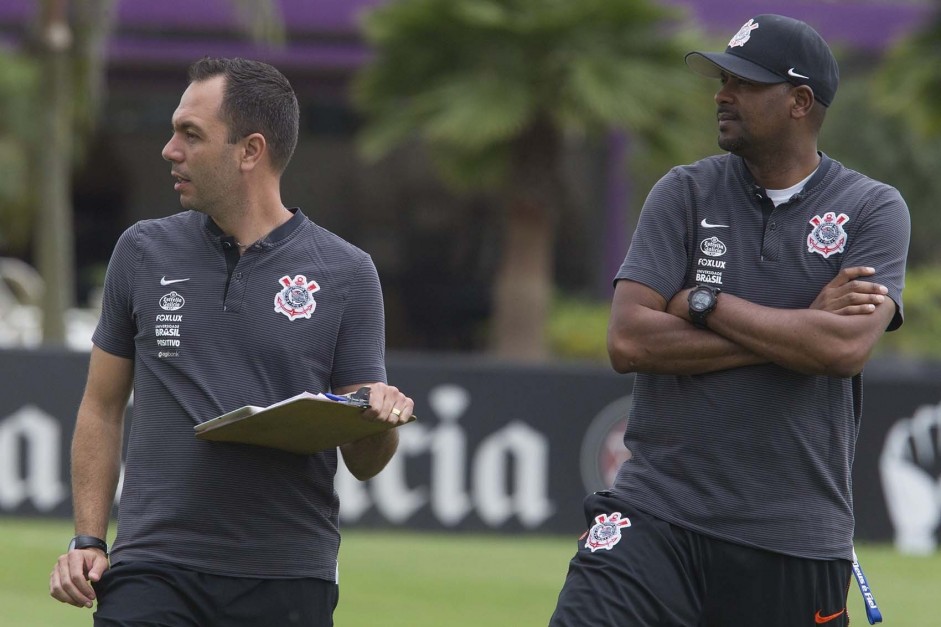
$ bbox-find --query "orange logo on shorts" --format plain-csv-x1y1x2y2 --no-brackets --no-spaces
814,608,845,624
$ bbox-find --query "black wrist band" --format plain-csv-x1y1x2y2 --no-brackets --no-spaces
69,534,109,556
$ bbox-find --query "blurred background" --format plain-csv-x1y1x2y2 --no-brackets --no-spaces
1,0,940,624
1,0,939,360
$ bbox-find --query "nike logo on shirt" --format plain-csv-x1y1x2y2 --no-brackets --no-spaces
160,277,191,286
700,219,729,229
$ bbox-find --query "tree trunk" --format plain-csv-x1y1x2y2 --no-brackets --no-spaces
489,120,562,361
36,0,75,345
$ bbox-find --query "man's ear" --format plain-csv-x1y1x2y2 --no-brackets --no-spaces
240,133,266,170
791,85,815,119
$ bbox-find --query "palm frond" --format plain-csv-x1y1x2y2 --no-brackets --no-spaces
419,74,532,148
354,0,701,187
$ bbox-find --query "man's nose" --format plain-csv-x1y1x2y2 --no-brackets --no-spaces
161,137,179,162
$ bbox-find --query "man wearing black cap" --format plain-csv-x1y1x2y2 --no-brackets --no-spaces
550,15,909,626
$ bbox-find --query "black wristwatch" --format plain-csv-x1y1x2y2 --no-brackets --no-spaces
688,284,721,329
68,535,109,556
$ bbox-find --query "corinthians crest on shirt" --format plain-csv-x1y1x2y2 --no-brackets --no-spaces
584,511,631,552
807,211,850,258
274,274,321,320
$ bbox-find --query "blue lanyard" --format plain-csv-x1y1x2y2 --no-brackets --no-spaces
851,549,883,624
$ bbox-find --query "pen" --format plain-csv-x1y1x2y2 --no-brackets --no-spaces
323,392,370,409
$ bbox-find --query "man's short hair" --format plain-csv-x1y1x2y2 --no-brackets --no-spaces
188,57,300,174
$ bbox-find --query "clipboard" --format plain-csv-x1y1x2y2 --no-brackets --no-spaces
194,391,415,454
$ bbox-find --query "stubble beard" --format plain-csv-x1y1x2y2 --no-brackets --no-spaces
180,195,210,216
718,134,746,155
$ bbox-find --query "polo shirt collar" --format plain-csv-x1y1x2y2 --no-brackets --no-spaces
735,152,833,199
203,207,306,248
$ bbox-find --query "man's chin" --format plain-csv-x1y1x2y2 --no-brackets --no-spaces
718,136,744,154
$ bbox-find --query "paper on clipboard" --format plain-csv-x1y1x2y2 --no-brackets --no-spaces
194,391,415,455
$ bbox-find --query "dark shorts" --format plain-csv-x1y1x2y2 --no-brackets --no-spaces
549,491,852,627
92,561,339,627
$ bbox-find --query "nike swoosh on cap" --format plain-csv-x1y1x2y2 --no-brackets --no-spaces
700,219,729,228
160,276,191,286
788,67,810,80
814,609,845,624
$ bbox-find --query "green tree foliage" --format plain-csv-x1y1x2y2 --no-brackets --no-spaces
873,7,941,137
864,5,941,361
353,0,702,359
876,266,941,359
355,0,702,185
548,294,610,363
822,73,941,267
0,53,39,253
0,0,283,344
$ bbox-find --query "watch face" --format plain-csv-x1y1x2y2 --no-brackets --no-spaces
690,289,714,311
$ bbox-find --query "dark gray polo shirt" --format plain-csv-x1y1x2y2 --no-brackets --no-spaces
94,208,387,580
614,153,909,560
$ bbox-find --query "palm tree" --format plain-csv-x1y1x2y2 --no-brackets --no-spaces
353,0,701,361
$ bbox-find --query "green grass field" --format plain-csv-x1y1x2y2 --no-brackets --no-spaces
3,516,936,626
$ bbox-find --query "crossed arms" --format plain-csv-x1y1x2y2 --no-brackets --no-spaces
607,266,897,378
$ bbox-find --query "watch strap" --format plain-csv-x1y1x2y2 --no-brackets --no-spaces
69,534,109,556
690,309,710,329
689,285,720,329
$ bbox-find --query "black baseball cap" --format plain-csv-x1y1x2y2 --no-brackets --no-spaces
685,14,839,107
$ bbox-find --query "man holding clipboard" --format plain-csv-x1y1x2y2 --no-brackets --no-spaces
49,57,414,626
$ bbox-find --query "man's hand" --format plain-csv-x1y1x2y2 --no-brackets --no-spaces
337,382,414,480
49,547,109,608
355,382,415,426
811,266,887,315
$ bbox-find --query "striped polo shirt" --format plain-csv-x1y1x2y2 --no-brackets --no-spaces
94,208,387,580
614,153,910,560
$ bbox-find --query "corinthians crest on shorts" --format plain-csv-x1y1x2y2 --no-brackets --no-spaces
274,274,321,320
807,211,850,258
585,511,631,552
